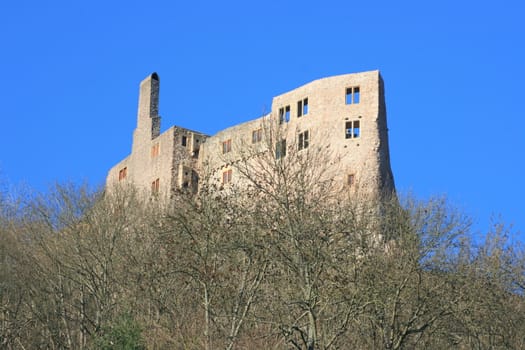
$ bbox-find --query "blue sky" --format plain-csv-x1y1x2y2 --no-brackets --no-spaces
1,0,524,235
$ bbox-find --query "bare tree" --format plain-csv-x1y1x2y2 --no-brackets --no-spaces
1,136,524,349
229,117,382,349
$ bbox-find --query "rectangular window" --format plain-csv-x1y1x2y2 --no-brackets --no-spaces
279,105,291,124
222,169,232,185
303,98,308,115
151,143,160,158
347,174,355,187
298,130,309,150
346,86,360,104
182,135,187,147
275,139,287,159
345,120,361,139
252,128,262,143
118,167,127,181
222,139,232,154
151,178,160,195
298,98,308,117
353,120,360,138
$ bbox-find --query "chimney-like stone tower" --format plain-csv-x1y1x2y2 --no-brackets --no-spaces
133,73,160,152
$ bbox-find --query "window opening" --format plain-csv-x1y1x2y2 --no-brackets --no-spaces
222,139,232,154
353,120,360,138
303,98,308,115
222,169,232,184
345,120,361,139
347,174,355,187
151,178,160,195
298,130,309,150
151,143,160,158
354,87,360,103
252,128,262,143
298,98,308,117
346,86,360,104
182,135,187,147
275,139,287,159
279,105,291,124
118,167,127,181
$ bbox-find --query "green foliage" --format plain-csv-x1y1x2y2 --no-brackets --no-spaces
92,314,145,350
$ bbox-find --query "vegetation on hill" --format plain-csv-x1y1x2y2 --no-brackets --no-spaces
1,148,524,349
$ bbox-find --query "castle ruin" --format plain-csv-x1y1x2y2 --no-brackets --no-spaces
106,70,395,199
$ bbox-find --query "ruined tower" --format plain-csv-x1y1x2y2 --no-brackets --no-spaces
133,73,160,151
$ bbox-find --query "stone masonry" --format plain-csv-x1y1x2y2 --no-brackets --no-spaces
106,70,395,199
